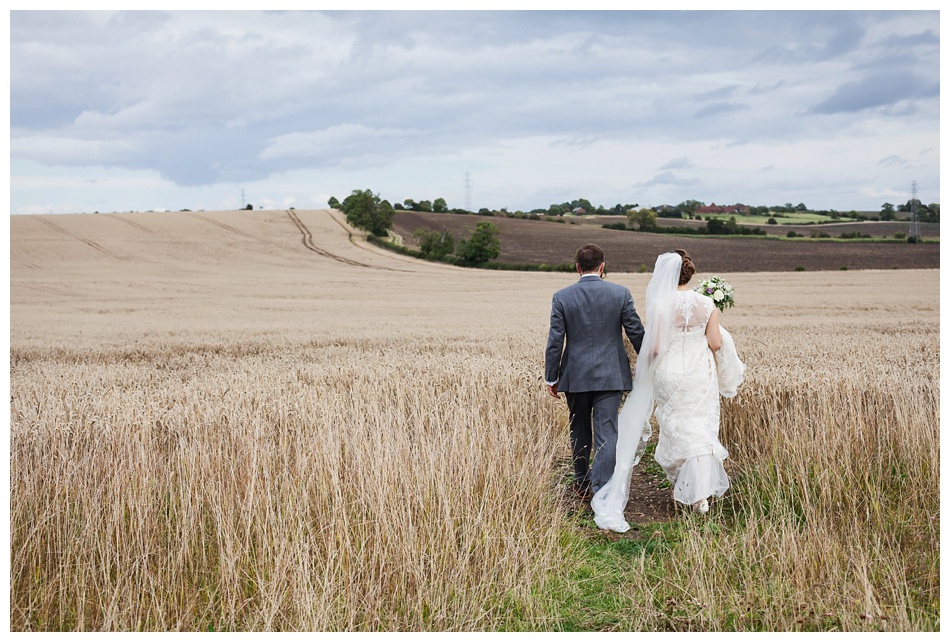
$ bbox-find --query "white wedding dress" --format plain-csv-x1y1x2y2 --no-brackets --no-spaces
653,290,729,506
592,253,743,532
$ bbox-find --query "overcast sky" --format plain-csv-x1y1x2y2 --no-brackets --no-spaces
7,8,941,214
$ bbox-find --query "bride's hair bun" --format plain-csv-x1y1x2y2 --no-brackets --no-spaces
674,249,695,285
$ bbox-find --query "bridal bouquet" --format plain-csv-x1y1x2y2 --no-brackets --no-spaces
695,275,735,312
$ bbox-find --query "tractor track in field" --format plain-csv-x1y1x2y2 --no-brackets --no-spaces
35,217,127,261
101,213,161,237
14,283,84,298
285,209,389,270
187,213,261,240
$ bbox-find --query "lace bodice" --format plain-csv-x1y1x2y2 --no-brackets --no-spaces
673,290,714,333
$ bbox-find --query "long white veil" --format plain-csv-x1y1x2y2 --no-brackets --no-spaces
591,252,682,532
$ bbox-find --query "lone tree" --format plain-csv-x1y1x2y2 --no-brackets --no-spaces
627,208,658,231
457,221,501,264
341,189,394,237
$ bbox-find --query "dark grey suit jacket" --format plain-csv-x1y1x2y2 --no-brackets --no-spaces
544,275,645,394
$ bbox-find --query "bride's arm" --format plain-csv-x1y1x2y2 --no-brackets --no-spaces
705,308,722,351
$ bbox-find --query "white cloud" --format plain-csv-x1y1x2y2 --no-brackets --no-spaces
258,124,417,161
8,9,941,214
11,135,139,166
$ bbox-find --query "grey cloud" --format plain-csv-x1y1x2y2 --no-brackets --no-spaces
879,29,940,50
695,85,741,102
9,9,940,199
808,71,938,115
693,102,750,119
879,155,908,167
637,171,700,188
748,81,787,95
552,136,602,149
659,157,693,170
753,11,867,63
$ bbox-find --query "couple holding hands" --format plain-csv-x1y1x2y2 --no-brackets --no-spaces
545,244,744,532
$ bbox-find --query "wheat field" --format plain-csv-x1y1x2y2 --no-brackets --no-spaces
8,209,940,630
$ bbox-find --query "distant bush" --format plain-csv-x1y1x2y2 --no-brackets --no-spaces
654,226,700,235
456,221,501,265
365,235,572,271
342,189,394,236
706,217,766,236
413,228,455,260
787,231,799,238
795,266,805,271
601,222,627,231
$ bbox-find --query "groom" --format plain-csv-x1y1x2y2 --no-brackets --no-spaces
545,243,645,500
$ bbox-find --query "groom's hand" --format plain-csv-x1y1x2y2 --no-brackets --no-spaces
547,383,559,398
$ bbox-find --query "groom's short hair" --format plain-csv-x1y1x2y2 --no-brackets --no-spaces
575,243,605,272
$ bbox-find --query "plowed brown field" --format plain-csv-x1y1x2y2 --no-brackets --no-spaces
392,211,940,272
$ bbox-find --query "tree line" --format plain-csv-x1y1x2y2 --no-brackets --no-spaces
610,209,767,237
329,189,939,262
332,192,939,224
881,200,940,223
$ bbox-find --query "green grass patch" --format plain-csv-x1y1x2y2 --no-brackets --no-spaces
538,519,678,631
720,212,861,225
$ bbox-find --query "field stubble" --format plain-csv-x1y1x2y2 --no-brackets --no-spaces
9,210,939,631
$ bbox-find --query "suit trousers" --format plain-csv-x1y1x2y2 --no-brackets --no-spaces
565,390,622,495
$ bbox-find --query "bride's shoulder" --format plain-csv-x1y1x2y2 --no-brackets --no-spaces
683,288,704,301
686,288,714,309
697,292,715,311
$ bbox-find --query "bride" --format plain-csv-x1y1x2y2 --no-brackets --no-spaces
592,250,744,532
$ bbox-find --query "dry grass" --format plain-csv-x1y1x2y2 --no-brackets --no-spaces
11,337,567,630
602,320,939,631
8,210,940,630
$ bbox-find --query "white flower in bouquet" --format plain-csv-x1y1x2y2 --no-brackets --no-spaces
695,275,735,312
